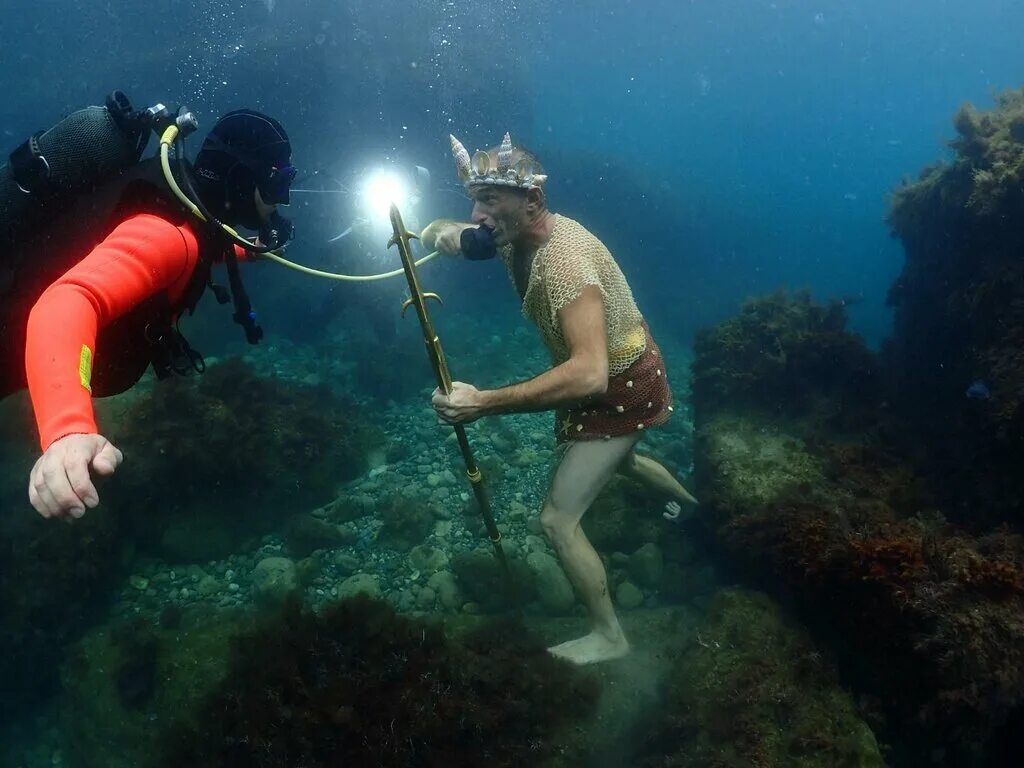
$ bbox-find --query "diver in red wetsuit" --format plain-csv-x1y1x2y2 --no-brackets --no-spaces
0,109,296,521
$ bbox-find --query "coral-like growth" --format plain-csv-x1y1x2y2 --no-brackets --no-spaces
693,288,1024,765
156,596,597,768
889,90,1024,226
692,289,879,430
106,357,383,560
632,588,884,768
886,88,1024,531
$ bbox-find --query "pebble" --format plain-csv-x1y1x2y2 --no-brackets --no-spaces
103,362,701,682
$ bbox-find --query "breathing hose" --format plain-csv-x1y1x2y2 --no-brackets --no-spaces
158,125,441,283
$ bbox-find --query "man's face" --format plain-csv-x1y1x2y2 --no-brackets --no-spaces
469,185,528,246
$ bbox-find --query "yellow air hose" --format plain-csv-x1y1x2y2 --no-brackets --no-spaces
158,125,440,282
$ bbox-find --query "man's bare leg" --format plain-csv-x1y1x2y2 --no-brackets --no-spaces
542,433,642,665
619,451,699,506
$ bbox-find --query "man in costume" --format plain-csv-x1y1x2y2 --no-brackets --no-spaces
422,133,697,665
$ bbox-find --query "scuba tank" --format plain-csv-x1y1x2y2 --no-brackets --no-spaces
0,92,153,244
0,92,176,293
0,90,273,387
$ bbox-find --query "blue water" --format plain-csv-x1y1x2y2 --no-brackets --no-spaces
2,1,1024,765
3,1,1021,349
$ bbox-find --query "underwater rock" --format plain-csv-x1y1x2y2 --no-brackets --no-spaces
692,288,1024,764
478,415,521,456
699,414,826,509
427,570,463,612
415,587,437,610
314,493,373,523
154,597,598,767
451,550,535,613
408,544,449,574
615,580,644,610
250,557,300,609
525,551,576,615
583,476,665,553
374,492,435,550
509,499,531,520
0,496,123,721
195,575,220,597
107,357,384,560
337,573,381,600
632,588,884,767
629,543,664,588
59,606,244,768
295,555,324,586
887,87,1024,532
658,562,689,602
111,619,159,710
692,288,879,425
332,551,362,576
284,513,355,558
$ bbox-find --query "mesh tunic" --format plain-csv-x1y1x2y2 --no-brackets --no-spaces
500,214,673,442
501,215,646,375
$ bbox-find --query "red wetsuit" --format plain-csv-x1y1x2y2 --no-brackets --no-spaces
21,213,243,451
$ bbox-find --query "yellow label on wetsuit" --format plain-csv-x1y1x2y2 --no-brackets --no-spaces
79,345,93,393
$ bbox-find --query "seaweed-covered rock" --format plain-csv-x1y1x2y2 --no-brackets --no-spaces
284,514,355,558
583,476,665,553
692,288,879,428
374,491,436,550
59,606,245,768
451,549,535,613
408,544,449,574
632,588,884,768
251,557,300,609
336,572,381,600
693,289,1024,765
887,88,1024,530
106,357,383,561
156,597,599,768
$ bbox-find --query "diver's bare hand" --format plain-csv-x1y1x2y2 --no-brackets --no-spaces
432,381,489,424
421,219,469,255
29,434,123,520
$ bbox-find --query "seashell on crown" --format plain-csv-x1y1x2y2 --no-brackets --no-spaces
449,132,547,190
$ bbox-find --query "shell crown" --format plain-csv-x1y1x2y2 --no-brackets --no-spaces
449,132,547,189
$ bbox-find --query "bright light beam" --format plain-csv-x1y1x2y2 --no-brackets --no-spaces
362,170,409,224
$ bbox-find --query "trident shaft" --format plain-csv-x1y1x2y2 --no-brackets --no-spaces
387,204,517,608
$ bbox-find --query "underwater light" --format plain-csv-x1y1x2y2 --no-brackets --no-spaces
362,170,409,223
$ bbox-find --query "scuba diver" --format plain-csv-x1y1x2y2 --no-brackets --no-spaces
0,92,296,522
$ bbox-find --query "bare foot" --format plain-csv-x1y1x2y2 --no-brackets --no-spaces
548,630,630,665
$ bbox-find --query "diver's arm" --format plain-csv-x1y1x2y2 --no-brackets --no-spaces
25,213,200,450
420,219,473,256
480,286,609,414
